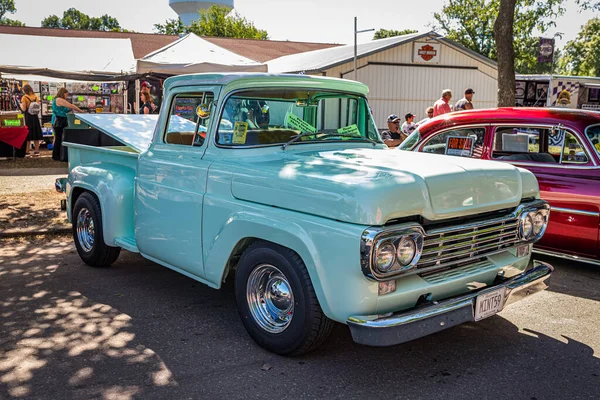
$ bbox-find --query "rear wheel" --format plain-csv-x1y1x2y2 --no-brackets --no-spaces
235,241,333,355
72,192,120,267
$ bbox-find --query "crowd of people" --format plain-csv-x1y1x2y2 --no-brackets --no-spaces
381,88,475,148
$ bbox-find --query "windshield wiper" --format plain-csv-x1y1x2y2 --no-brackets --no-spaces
316,133,379,146
281,132,316,150
282,132,379,150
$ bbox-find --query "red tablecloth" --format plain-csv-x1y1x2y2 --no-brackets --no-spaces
0,127,29,148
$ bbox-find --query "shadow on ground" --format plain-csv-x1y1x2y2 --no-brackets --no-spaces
1,238,598,399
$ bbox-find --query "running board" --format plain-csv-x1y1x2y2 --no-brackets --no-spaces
114,237,139,253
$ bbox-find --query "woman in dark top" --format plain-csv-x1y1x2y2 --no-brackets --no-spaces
140,92,154,114
52,88,83,161
20,84,43,157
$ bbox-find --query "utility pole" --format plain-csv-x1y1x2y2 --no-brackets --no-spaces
354,17,374,82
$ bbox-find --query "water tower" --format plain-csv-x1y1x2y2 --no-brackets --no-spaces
169,0,234,26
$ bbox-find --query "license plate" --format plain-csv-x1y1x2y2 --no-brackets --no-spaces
474,288,506,321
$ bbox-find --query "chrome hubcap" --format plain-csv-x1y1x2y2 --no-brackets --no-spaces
76,208,95,252
246,264,294,333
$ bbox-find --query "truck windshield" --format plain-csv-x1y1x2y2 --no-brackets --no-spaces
216,89,382,147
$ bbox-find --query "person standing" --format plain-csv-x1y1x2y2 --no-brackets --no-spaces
19,85,43,157
380,114,405,147
433,89,453,117
425,106,434,119
52,88,83,161
139,92,154,114
401,113,417,136
140,81,157,113
455,88,475,111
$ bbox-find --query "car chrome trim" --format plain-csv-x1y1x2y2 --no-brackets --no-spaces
347,260,553,347
361,199,550,281
550,206,600,217
534,249,600,266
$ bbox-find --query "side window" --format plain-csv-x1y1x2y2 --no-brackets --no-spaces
164,93,214,146
586,124,600,158
492,127,557,163
562,131,589,164
421,128,485,158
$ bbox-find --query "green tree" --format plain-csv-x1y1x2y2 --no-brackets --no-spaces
433,0,564,74
154,18,186,35
0,0,15,20
558,18,600,76
154,5,268,39
0,0,25,26
373,28,418,40
41,8,124,31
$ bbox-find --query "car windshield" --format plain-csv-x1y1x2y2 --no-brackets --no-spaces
216,89,382,147
398,128,422,151
586,124,600,158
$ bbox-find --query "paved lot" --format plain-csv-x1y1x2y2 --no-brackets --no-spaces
1,236,599,400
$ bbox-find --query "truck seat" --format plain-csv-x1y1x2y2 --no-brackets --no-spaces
166,131,196,145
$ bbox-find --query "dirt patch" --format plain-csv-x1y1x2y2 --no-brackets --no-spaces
0,189,68,233
0,150,66,170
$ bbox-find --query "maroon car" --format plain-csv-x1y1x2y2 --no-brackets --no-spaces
399,107,600,265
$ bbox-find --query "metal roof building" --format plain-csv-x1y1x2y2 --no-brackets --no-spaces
268,32,499,129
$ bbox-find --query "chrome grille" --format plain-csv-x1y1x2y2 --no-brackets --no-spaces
418,217,520,273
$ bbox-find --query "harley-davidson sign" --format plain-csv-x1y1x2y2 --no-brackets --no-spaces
413,42,441,63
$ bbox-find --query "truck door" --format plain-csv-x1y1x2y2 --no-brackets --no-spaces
135,89,215,278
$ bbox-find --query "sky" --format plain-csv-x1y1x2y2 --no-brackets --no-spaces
10,0,599,48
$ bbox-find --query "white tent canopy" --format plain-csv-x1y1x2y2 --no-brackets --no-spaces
136,33,267,75
0,33,136,80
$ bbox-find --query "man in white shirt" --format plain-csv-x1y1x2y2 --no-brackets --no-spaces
401,113,417,136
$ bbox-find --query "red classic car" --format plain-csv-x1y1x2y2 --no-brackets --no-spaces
399,107,600,265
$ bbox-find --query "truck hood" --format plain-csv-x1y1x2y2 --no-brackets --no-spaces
231,148,539,225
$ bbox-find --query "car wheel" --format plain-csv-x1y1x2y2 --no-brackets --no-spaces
72,192,121,267
235,241,333,356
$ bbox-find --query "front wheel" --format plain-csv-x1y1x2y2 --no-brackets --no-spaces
72,192,121,267
235,241,333,356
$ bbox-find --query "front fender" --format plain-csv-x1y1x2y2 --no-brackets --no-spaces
68,164,135,246
202,196,379,322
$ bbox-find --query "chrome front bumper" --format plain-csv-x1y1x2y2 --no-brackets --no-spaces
347,260,553,347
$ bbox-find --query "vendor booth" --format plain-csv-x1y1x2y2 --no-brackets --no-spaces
516,74,600,110
0,34,138,159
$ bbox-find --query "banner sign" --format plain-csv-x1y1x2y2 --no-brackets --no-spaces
537,38,555,63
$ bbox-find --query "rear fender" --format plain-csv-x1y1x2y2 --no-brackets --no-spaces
68,164,135,246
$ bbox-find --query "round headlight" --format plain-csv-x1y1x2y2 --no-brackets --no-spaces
396,236,416,266
532,211,545,235
375,242,396,272
521,213,534,240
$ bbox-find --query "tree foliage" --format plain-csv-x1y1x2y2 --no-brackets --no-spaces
154,18,186,35
373,28,418,40
154,5,268,40
432,0,565,74
558,17,600,76
0,0,15,20
0,0,24,26
41,8,126,32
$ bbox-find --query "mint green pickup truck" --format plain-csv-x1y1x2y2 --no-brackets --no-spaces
63,73,553,355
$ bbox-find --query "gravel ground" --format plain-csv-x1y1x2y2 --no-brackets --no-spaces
0,174,65,195
0,236,598,400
